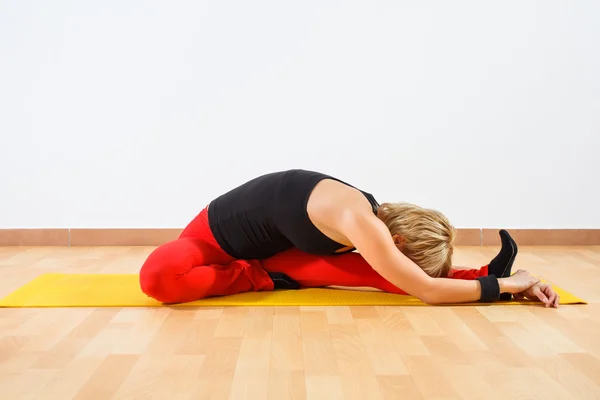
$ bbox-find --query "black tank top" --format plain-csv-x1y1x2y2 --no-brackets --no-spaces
207,169,379,259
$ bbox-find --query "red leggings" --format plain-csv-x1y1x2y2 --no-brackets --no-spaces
139,207,489,303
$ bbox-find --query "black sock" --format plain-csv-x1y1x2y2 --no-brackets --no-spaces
487,230,518,300
268,272,301,290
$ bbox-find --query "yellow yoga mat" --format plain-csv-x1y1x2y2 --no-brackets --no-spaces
0,273,587,308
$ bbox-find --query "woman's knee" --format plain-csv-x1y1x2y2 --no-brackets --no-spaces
139,246,170,302
139,257,164,299
138,238,200,303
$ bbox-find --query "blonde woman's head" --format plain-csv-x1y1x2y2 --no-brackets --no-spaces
377,202,456,278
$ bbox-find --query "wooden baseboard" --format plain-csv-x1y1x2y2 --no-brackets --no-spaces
1,228,599,246
0,229,70,246
70,229,183,246
481,229,600,246
0,229,182,247
454,229,482,246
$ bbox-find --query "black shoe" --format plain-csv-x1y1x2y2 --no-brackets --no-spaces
268,272,301,290
487,230,518,300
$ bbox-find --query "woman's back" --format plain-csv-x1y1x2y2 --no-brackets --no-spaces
207,169,378,259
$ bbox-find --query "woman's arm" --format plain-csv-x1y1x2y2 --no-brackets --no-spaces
339,209,538,304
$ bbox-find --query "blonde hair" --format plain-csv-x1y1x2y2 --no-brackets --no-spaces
377,202,456,278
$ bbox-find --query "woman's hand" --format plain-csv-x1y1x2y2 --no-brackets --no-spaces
513,282,560,308
499,269,540,294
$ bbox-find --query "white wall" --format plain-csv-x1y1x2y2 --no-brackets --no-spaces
1,1,599,229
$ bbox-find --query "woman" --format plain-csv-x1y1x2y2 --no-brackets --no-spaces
139,169,559,307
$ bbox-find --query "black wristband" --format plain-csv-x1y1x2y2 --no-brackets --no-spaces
476,275,501,302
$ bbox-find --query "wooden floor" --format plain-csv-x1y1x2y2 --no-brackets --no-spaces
1,246,599,400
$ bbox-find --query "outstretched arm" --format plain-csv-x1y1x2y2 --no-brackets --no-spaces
339,209,538,304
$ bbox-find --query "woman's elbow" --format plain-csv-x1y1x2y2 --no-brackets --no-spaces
413,291,435,305
410,280,443,305
419,293,446,305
